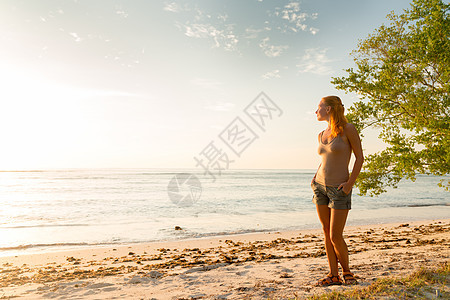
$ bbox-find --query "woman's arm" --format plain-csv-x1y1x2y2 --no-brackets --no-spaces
339,123,364,193
312,132,322,185
312,163,321,185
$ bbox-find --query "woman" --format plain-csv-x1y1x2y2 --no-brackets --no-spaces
311,96,364,286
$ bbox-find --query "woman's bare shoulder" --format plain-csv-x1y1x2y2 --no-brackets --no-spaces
343,123,361,143
343,123,357,133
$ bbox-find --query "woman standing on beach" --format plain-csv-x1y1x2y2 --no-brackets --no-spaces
311,96,364,286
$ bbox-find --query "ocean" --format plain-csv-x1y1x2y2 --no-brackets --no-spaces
0,169,448,256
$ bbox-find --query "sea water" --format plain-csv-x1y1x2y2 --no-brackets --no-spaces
0,169,448,256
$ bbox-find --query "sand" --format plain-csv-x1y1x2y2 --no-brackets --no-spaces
0,219,448,299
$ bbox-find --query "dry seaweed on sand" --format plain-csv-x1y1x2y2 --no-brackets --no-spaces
307,262,449,300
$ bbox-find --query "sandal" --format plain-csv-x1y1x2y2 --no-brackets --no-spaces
343,272,358,285
316,274,342,286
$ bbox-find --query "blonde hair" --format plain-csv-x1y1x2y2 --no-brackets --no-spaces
322,96,348,138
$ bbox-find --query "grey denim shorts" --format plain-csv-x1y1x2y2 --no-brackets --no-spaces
311,180,352,210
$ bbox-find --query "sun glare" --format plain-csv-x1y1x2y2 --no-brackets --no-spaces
0,64,92,170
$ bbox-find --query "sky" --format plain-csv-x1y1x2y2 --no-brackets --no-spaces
0,0,413,170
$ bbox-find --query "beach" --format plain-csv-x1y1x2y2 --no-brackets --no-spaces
0,218,448,299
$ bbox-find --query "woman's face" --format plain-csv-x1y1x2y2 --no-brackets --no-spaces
315,100,330,121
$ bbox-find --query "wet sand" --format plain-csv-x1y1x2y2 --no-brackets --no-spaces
0,219,448,299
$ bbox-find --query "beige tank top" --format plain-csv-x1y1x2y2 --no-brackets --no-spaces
315,131,352,187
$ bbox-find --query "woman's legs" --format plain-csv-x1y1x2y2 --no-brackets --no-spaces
330,208,350,273
316,205,350,275
316,205,339,276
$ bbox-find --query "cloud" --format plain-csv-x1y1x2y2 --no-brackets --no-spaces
309,27,319,35
163,2,183,13
69,32,82,42
262,69,281,80
244,27,264,39
259,37,288,58
116,10,128,18
115,5,129,18
296,48,334,75
168,4,240,52
166,1,317,55
217,13,228,22
177,22,239,52
272,1,319,34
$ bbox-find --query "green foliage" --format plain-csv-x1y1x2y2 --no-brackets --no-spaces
332,0,450,196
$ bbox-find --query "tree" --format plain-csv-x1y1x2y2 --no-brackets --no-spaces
331,0,449,196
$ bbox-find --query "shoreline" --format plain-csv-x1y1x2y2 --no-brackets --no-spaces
1,208,449,258
0,218,448,299
1,218,447,259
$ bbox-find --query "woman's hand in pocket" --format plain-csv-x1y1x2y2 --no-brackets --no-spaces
337,182,352,195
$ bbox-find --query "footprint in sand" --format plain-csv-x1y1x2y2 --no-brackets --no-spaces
127,276,151,284
88,283,115,289
235,271,249,276
279,267,294,273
